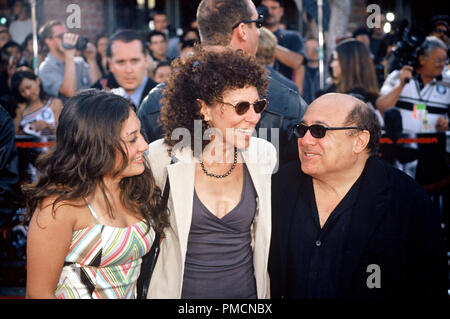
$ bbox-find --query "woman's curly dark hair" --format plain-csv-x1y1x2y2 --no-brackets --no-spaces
160,48,268,154
23,89,169,235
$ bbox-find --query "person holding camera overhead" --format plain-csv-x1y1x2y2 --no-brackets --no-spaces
376,36,449,133
38,20,101,100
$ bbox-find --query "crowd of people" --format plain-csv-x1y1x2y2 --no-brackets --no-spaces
0,0,448,300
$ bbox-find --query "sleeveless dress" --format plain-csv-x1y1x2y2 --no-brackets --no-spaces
55,204,155,299
19,97,56,136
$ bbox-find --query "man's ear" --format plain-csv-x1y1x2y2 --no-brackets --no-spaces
234,23,248,41
418,54,425,67
44,38,52,50
353,130,370,154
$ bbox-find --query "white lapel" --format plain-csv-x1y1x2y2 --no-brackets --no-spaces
166,146,197,260
241,151,264,202
240,138,272,239
240,137,274,200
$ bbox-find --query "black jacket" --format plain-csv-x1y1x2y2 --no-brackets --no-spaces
138,76,308,166
0,105,21,227
139,78,158,106
265,65,299,94
269,156,447,299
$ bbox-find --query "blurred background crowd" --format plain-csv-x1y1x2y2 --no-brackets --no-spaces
0,0,449,297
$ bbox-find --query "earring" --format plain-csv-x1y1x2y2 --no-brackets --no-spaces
204,120,212,140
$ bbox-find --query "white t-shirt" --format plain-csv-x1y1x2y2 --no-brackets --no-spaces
9,19,32,44
381,70,450,133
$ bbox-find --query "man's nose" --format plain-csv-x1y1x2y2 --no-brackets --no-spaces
124,62,133,72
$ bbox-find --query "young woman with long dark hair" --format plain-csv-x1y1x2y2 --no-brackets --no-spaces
25,90,168,298
11,69,63,136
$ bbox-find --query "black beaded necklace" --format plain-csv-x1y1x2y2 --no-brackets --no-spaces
200,147,238,178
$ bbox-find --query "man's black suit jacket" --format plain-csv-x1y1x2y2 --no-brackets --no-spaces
269,156,447,299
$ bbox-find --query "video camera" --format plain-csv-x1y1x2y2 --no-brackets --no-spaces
386,23,426,74
61,34,89,51
257,4,269,23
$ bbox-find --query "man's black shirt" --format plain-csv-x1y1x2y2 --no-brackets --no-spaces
287,172,361,298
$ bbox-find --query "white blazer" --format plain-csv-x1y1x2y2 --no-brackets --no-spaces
145,137,277,298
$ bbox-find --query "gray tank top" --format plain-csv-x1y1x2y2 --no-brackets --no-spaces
181,164,257,299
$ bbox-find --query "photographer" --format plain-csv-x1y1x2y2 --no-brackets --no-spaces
38,20,100,100
376,36,449,133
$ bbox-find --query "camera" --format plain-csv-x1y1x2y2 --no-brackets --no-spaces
61,34,89,51
386,23,426,74
257,4,269,22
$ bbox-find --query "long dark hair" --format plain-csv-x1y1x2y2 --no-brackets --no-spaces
335,39,379,99
11,70,47,104
23,89,169,234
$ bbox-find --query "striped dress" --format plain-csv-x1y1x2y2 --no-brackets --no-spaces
55,204,155,299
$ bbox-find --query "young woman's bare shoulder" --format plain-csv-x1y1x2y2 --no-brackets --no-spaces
31,197,86,230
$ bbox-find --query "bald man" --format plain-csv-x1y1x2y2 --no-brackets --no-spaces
269,93,447,299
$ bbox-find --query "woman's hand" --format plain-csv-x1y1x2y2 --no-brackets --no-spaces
29,120,51,132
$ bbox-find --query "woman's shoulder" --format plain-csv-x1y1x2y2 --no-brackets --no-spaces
14,103,27,119
246,137,278,173
146,139,171,182
49,97,63,107
249,137,277,155
16,102,27,112
31,196,85,229
148,138,171,159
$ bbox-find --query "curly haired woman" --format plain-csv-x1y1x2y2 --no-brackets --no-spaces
146,49,277,299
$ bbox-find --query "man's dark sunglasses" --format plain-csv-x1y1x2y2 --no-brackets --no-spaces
293,123,361,139
218,98,268,115
232,14,264,30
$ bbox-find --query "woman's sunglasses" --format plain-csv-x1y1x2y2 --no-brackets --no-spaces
218,98,268,115
293,123,361,139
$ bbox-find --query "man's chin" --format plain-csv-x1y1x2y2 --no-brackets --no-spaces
263,19,278,28
121,84,138,94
